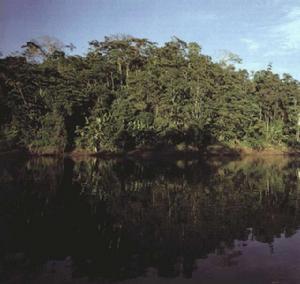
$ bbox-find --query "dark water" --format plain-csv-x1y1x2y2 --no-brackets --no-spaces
1,156,300,283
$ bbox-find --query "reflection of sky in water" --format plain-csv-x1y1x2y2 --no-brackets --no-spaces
33,233,300,284
115,233,300,283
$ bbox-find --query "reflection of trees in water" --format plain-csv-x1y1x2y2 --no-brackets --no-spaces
71,157,300,278
1,156,300,281
0,157,65,282
0,157,63,224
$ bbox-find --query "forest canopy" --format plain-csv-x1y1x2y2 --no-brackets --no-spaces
0,35,300,153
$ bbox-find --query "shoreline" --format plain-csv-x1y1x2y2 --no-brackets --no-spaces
1,145,300,160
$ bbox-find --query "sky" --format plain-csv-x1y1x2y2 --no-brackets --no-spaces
0,0,300,79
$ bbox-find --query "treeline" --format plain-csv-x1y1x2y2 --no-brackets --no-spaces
0,35,300,153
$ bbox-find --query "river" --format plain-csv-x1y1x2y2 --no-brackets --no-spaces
1,155,300,283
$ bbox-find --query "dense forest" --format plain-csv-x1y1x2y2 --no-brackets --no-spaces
1,35,300,154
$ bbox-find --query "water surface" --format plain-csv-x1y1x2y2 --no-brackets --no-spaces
1,156,300,283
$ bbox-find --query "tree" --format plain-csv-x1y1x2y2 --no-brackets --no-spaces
1,35,299,153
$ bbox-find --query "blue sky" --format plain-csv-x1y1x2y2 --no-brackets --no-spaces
1,0,300,79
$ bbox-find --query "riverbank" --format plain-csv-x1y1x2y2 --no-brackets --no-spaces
1,144,300,160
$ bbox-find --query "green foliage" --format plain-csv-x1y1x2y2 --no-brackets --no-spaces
0,120,20,151
27,111,67,151
263,119,287,145
76,112,118,152
1,35,300,153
